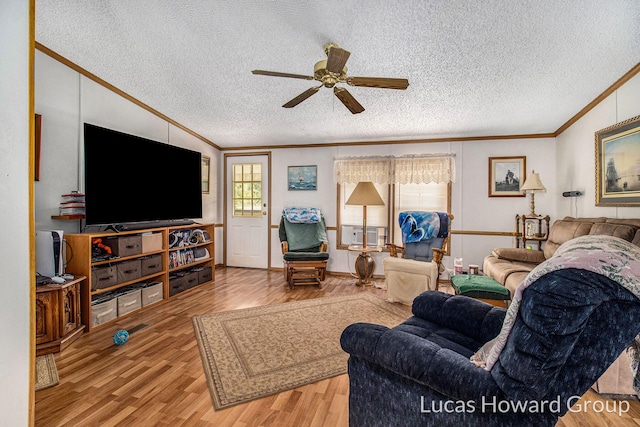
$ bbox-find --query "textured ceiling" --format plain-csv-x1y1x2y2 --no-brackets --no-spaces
36,1,640,149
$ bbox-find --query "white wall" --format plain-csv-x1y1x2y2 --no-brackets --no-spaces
257,136,556,277
249,75,640,278
34,51,221,263
556,73,640,219
0,1,32,425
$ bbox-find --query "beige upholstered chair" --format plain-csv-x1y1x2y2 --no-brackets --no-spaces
383,212,453,304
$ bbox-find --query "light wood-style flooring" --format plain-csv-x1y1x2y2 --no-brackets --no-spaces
36,268,640,426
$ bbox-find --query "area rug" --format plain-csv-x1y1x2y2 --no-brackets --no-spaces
192,293,410,409
35,353,59,391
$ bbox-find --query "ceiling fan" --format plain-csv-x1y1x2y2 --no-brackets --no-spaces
252,43,409,114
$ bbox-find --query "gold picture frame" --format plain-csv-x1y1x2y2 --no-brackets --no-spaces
202,156,210,194
488,156,526,197
596,115,640,206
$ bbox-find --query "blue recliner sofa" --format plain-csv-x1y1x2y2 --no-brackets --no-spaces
341,236,640,426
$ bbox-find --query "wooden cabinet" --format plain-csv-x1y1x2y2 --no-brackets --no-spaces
515,214,550,250
65,224,214,331
36,277,84,356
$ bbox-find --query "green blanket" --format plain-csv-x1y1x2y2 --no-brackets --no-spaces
281,216,328,252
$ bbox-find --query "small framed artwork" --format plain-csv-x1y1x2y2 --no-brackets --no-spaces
288,165,317,191
488,156,526,197
596,115,640,206
202,156,210,194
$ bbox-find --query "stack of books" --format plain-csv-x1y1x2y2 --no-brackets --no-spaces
59,192,86,216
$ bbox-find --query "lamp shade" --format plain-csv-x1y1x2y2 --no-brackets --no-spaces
520,170,546,193
346,182,384,206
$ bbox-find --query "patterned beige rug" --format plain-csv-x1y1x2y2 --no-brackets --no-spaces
192,293,410,410
35,353,59,391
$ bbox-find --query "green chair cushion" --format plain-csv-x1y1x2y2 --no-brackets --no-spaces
450,275,510,300
283,252,329,262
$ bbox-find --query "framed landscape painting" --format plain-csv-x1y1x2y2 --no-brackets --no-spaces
288,165,317,191
596,115,640,206
488,156,526,197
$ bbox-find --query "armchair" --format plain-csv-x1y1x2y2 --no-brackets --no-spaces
383,211,453,304
279,207,329,287
342,236,640,426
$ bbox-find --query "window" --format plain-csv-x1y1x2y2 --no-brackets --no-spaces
391,182,451,245
337,182,451,248
338,182,390,247
334,154,455,248
232,163,262,217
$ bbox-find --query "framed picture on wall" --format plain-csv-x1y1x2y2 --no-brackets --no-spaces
288,165,317,191
596,115,640,206
35,114,42,181
202,156,210,194
488,156,526,197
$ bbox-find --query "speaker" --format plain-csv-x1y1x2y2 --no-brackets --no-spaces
562,191,583,197
36,230,64,277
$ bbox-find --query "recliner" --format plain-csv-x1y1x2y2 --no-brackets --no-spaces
342,237,640,426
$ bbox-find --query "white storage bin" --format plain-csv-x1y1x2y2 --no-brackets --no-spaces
141,282,163,307
91,298,117,328
117,288,142,316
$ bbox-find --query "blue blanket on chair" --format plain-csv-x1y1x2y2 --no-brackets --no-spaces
283,207,321,223
399,211,449,243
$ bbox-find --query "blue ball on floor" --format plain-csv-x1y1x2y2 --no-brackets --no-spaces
113,329,129,346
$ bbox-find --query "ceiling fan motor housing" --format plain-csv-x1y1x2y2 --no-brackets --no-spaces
314,60,347,88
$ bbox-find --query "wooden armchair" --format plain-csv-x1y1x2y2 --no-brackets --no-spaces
278,208,329,288
383,212,453,304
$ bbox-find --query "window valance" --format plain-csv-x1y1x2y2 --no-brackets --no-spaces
333,154,456,185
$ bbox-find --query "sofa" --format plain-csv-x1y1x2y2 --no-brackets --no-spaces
483,216,640,296
341,236,640,426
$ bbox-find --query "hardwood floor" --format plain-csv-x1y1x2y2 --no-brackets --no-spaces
35,268,640,426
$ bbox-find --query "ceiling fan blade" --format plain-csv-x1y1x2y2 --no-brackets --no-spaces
333,87,364,114
346,76,409,90
252,70,314,80
325,47,351,74
282,86,321,108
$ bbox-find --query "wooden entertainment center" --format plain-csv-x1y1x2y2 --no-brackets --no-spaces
65,223,214,332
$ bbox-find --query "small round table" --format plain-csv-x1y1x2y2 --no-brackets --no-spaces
348,245,382,286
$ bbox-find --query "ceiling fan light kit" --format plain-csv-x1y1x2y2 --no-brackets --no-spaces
252,43,409,114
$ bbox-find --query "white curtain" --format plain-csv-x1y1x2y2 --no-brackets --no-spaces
333,154,456,184
333,156,393,184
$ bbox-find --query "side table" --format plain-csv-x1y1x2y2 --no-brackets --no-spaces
36,276,85,356
516,213,550,250
348,245,382,286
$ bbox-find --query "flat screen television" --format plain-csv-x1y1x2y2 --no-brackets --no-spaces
84,123,202,226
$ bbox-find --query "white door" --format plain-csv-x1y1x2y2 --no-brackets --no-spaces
225,154,269,268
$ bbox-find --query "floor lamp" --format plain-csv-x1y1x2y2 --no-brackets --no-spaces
346,182,384,285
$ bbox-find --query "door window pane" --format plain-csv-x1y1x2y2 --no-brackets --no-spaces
232,163,262,217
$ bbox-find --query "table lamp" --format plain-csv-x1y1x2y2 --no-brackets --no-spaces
346,182,384,285
520,170,546,215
